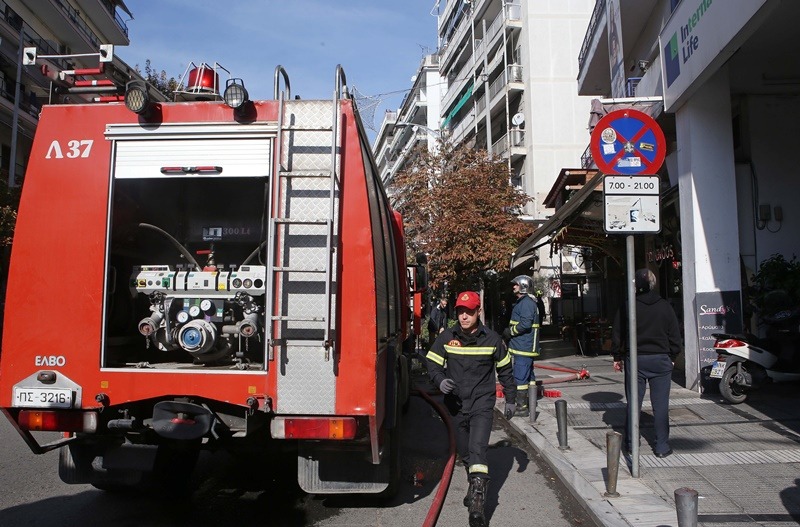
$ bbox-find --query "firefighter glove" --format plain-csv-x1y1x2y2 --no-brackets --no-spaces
440,378,456,394
504,403,516,419
502,328,512,341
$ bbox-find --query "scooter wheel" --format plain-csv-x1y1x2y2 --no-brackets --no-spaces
720,365,748,404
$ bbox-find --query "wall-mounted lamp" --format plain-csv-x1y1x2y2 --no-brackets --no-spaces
757,203,783,232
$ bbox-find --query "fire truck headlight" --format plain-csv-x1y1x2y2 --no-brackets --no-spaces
125,80,150,114
223,78,249,109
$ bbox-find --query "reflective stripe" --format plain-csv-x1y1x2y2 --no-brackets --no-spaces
509,348,540,357
496,352,511,368
426,351,445,366
469,463,489,474
444,345,495,356
517,384,529,391
510,320,519,336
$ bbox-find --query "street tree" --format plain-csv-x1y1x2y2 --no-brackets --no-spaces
136,59,181,99
390,141,532,294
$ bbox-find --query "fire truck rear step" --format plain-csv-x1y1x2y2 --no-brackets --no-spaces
297,447,390,494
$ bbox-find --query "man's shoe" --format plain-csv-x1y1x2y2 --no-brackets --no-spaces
654,449,673,458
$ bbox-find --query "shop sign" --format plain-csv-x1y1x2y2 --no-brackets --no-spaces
695,290,743,366
647,243,675,263
659,0,771,112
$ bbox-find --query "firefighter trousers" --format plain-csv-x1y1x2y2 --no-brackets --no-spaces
512,353,536,402
453,402,494,478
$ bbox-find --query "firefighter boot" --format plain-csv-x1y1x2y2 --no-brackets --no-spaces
467,476,487,527
463,475,474,507
515,399,530,417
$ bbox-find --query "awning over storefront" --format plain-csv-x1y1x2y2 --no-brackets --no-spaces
511,170,605,269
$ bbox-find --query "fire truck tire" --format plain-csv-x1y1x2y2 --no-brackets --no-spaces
153,442,200,495
399,355,411,415
59,443,92,484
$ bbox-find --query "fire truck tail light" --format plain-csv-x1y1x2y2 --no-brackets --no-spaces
124,80,150,114
18,410,98,433
270,417,357,440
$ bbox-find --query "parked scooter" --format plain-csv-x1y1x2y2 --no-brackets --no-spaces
711,292,800,404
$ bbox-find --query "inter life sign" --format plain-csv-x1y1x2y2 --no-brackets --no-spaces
659,0,772,112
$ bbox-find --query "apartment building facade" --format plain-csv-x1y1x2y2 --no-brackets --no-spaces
374,54,443,188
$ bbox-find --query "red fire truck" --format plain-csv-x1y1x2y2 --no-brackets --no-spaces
0,47,424,496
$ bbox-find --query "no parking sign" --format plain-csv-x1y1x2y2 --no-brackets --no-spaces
590,109,666,175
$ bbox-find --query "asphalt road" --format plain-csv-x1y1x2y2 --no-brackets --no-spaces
0,377,596,527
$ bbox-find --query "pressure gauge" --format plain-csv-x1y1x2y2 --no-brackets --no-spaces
200,299,213,312
243,278,253,289
176,311,190,324
189,305,202,318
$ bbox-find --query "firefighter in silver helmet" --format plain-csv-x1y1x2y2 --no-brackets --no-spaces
502,275,541,417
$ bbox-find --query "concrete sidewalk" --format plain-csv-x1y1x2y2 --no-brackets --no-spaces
502,337,800,527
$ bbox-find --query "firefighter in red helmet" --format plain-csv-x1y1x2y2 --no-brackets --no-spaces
426,291,516,527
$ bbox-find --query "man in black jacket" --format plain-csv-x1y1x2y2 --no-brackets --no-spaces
428,296,449,343
611,268,681,458
426,291,516,527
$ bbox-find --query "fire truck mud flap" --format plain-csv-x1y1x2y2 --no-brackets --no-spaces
297,445,391,494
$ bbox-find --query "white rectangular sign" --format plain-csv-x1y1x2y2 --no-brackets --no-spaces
604,176,660,195
603,175,661,233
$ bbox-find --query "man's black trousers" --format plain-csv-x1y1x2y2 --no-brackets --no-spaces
451,399,494,478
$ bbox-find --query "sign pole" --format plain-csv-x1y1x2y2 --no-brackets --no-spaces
590,107,666,480
626,234,639,477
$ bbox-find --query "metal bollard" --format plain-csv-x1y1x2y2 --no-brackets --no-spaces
555,399,569,450
604,431,623,497
675,487,699,527
529,381,538,424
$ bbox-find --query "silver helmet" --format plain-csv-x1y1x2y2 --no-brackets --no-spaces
511,275,533,294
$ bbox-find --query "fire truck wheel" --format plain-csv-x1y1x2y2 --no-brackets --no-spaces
399,355,411,415
153,442,201,496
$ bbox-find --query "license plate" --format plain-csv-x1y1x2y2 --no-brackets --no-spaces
13,387,73,408
709,361,726,379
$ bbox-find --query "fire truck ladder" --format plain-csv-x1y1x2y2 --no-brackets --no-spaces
265,66,345,414
22,44,135,103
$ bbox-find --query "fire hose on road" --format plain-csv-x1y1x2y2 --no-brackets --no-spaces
413,363,589,525
412,388,456,527
535,363,590,383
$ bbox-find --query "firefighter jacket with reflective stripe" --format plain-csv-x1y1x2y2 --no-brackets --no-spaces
508,294,540,357
426,323,516,412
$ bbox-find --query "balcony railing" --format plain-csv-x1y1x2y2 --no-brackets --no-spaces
578,0,607,72
492,134,508,157
0,79,41,117
581,144,594,169
100,0,129,37
53,0,104,49
489,72,506,99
